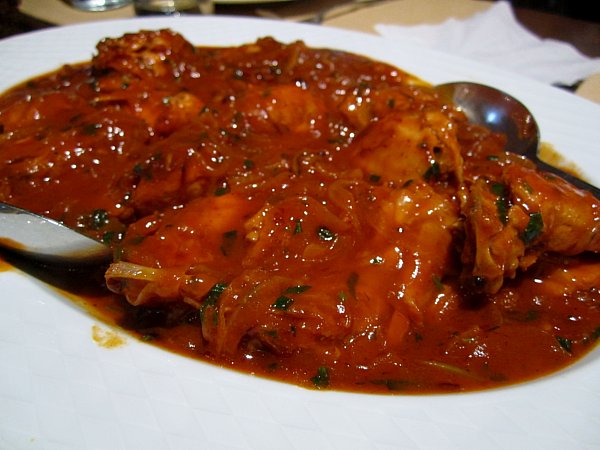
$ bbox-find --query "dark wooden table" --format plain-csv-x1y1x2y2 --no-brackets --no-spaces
1,0,599,59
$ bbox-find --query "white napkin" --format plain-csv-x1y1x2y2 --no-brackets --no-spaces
375,1,600,85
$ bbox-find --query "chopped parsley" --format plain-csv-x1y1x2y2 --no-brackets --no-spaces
141,332,159,342
199,282,228,325
423,161,440,181
272,285,311,311
317,226,336,241
214,181,230,196
310,366,330,388
556,336,573,354
490,182,509,225
293,219,303,235
89,209,109,230
347,272,359,299
81,122,101,136
272,295,294,311
371,379,411,391
220,230,238,256
282,285,312,295
133,163,152,180
520,212,544,245
369,174,381,184
101,231,117,245
432,274,444,291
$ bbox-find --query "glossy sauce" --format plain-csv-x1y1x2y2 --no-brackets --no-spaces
1,30,599,393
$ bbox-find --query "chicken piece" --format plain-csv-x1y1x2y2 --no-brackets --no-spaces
368,182,461,322
196,180,460,360
128,128,216,215
106,193,261,305
91,30,204,136
204,270,356,360
236,84,328,137
93,29,198,82
348,108,463,186
242,194,354,270
462,161,600,293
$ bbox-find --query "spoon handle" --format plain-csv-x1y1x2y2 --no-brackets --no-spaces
533,159,600,199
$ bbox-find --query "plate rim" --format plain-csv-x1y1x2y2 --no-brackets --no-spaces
1,15,599,449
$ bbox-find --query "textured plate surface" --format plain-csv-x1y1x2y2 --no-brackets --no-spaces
1,16,599,450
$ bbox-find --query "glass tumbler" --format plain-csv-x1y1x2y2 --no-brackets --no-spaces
133,0,214,15
69,0,132,11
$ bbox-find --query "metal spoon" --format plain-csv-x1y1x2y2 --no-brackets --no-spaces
0,202,111,265
435,81,600,198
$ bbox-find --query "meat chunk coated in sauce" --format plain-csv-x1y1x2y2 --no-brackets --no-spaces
1,30,599,393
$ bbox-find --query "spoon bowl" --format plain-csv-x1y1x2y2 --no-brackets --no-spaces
435,81,600,198
0,202,111,265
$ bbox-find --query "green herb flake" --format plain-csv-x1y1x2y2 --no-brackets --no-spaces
507,310,540,322
432,274,444,291
369,174,381,183
520,212,544,245
522,181,534,194
347,272,359,299
310,366,330,388
101,231,116,245
556,336,573,353
199,282,228,326
272,295,294,311
369,256,384,265
423,161,440,181
129,235,145,246
82,122,102,136
90,209,109,230
317,226,336,241
266,362,279,372
491,182,509,225
495,199,509,225
371,379,411,391
282,285,312,295
206,282,228,302
220,230,238,256
133,163,152,180
141,333,158,342
243,159,255,170
214,182,230,196
490,182,506,197
293,220,303,235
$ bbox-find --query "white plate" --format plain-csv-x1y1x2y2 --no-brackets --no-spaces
1,17,599,450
